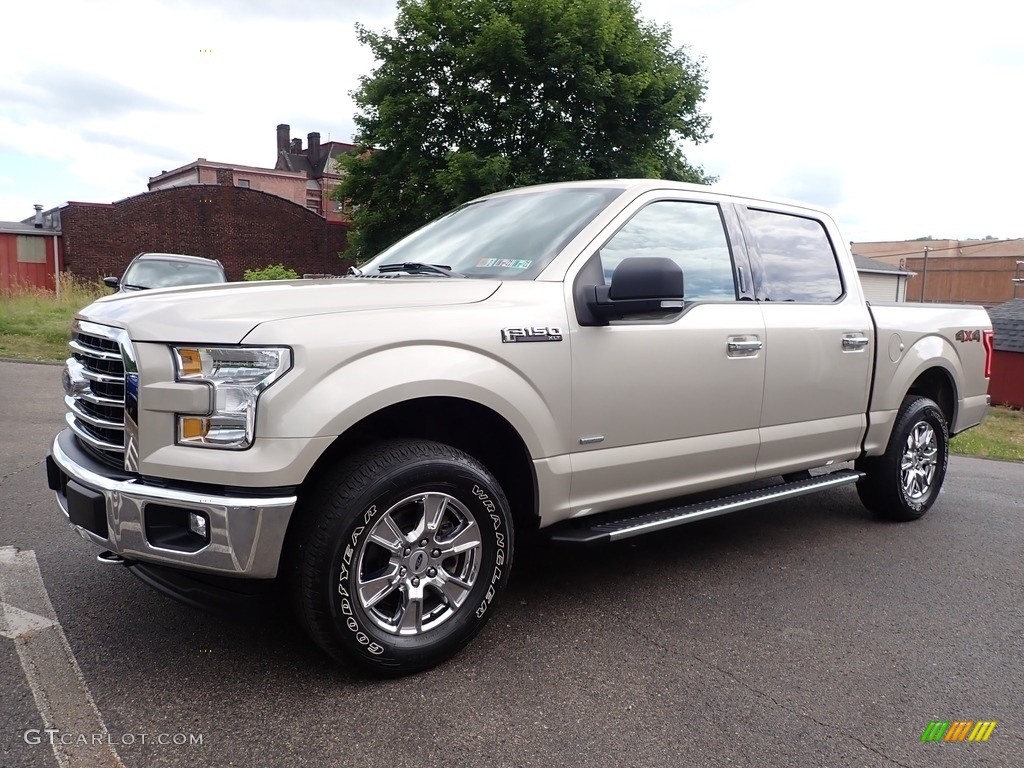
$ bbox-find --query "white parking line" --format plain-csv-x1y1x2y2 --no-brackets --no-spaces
0,546,125,768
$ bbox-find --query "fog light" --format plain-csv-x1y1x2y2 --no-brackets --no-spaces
188,512,208,539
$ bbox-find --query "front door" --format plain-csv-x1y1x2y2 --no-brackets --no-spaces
567,195,766,516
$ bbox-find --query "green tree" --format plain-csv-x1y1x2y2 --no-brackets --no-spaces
336,0,713,258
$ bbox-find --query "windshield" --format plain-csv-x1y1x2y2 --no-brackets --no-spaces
122,259,225,290
360,186,623,279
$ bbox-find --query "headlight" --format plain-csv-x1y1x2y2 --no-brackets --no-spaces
172,346,291,449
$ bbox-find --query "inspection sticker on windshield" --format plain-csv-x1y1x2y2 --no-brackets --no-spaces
477,258,532,269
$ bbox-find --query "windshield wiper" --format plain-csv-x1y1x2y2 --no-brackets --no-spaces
376,262,464,278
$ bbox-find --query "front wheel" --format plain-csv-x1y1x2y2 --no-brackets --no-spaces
286,440,513,675
855,396,949,521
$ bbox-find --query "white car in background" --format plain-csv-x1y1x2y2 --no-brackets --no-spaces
103,252,227,292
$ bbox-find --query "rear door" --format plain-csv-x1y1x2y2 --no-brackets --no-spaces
737,205,873,476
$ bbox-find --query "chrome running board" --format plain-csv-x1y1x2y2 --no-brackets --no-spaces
548,469,863,545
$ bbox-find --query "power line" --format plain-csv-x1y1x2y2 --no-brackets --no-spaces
852,238,1023,259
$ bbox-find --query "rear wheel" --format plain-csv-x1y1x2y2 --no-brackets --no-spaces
286,439,513,675
855,396,949,521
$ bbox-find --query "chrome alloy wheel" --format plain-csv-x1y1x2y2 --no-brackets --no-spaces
900,421,938,500
354,492,482,636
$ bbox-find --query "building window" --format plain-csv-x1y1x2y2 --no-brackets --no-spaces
16,236,47,264
306,190,323,216
236,179,250,188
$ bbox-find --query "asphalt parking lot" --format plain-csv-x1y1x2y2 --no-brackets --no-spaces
2,358,1022,768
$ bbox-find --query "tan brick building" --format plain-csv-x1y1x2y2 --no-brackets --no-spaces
148,159,307,204
852,239,1024,307
148,124,356,223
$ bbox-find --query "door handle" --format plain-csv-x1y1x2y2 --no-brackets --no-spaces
842,334,870,350
727,338,763,355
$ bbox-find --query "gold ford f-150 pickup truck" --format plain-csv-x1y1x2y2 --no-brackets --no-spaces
46,179,992,674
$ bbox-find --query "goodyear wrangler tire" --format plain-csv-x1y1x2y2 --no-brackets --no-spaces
855,396,949,522
287,439,513,675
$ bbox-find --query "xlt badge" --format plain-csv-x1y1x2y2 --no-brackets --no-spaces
501,326,563,343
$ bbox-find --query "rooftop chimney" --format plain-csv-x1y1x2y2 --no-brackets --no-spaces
307,132,321,165
33,204,43,228
277,124,290,154
290,138,302,153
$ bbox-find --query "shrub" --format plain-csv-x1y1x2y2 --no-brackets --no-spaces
243,264,299,281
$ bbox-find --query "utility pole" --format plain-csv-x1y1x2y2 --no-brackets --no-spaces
920,245,930,302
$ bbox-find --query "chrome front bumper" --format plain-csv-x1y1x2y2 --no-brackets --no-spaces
47,430,297,578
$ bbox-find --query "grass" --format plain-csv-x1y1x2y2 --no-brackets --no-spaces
2,278,1022,462
951,406,1024,462
0,276,107,362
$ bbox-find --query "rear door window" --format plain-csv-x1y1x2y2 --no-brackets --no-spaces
744,209,842,303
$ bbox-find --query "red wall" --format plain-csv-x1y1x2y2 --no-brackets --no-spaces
989,350,1024,408
0,232,59,293
60,185,353,282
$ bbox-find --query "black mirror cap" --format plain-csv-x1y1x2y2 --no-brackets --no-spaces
609,257,684,300
581,257,685,324
102,276,120,289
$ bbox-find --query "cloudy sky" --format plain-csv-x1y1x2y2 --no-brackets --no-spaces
1,0,1020,242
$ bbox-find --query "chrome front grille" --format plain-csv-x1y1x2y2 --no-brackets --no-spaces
66,324,126,468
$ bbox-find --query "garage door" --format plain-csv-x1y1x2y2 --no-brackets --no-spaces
858,272,899,303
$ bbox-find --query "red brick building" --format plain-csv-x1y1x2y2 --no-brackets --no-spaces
55,185,352,282
13,124,356,289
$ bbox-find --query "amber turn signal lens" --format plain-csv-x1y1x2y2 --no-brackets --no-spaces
177,348,204,377
180,417,209,440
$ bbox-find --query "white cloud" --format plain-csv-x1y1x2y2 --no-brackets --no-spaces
0,0,1021,239
0,0,385,218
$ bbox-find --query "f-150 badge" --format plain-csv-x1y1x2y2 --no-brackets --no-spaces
501,326,563,343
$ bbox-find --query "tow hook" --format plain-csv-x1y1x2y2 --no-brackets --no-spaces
96,551,130,566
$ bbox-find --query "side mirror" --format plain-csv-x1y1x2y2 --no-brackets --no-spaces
103,276,120,289
585,257,684,321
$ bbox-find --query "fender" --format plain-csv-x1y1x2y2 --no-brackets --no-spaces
863,333,961,456
254,342,570,461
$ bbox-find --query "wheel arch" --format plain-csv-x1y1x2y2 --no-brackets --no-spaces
296,397,539,537
906,366,957,428
864,334,963,455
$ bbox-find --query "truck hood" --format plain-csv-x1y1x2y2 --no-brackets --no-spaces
78,278,502,343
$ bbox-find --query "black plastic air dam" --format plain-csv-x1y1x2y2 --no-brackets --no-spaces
127,562,280,618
